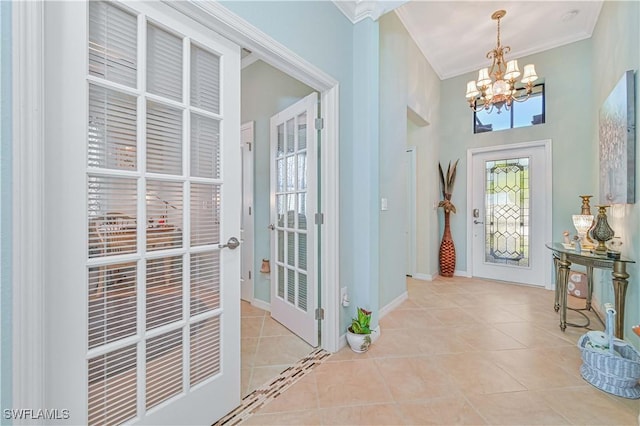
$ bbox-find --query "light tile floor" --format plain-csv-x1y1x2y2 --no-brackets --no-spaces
241,301,314,397
242,276,640,425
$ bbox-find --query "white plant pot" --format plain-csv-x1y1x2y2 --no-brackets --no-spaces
346,329,372,353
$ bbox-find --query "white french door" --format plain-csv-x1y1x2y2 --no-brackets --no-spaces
270,93,319,347
45,1,241,424
469,142,552,287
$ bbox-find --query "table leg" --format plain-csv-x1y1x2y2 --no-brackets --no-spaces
586,265,593,311
553,255,560,312
612,261,629,339
557,253,571,332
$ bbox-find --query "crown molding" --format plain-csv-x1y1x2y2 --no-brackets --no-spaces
333,1,408,24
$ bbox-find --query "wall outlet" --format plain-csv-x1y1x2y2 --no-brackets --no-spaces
381,198,388,211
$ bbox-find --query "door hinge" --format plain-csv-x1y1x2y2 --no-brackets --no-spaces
246,141,252,151
315,118,324,130
248,270,251,280
314,213,324,225
315,308,325,320
249,206,252,215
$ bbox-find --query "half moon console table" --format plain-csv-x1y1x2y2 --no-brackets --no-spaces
546,242,634,339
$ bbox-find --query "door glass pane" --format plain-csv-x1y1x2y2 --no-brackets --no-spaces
88,85,137,170
287,232,295,266
191,183,220,246
286,155,295,191
146,101,183,175
297,112,307,150
277,124,284,157
276,159,285,192
277,230,284,263
146,329,183,409
191,114,220,179
146,255,182,330
146,180,183,250
190,316,221,386
286,118,295,153
298,272,307,312
88,345,137,426
298,233,307,271
297,193,307,230
287,194,296,228
147,23,182,102
88,176,137,257
276,195,285,227
277,265,284,299
88,262,137,349
89,1,137,88
190,251,220,315
485,157,530,267
287,268,295,304
190,45,220,114
297,152,306,190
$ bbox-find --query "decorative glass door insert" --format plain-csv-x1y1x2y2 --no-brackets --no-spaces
484,157,530,267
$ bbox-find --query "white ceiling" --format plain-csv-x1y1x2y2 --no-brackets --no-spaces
394,1,603,80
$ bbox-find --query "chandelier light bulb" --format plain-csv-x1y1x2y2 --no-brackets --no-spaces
466,81,480,98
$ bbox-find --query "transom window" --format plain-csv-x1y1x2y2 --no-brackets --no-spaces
474,84,545,133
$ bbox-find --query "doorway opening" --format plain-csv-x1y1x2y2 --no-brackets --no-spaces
240,58,319,396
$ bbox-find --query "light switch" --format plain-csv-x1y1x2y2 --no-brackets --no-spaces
381,198,388,211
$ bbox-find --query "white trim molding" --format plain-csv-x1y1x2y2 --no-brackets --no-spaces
379,291,408,318
412,273,433,281
332,1,409,24
251,298,271,313
12,0,45,414
164,0,341,353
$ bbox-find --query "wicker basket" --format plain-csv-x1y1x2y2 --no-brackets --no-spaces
577,304,640,399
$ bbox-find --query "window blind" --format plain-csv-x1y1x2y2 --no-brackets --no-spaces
190,183,220,246
88,345,137,426
190,45,220,114
190,316,221,387
147,23,182,102
88,84,137,170
146,101,183,175
190,251,220,315
146,329,183,409
146,255,183,331
191,113,220,179
89,1,137,88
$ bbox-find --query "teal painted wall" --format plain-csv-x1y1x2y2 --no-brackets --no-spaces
0,0,11,418
240,59,315,304
220,1,381,331
440,39,594,274
591,0,640,346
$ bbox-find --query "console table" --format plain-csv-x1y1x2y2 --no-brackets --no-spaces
546,243,634,339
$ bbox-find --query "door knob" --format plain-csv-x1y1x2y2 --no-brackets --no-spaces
219,237,240,250
473,220,484,224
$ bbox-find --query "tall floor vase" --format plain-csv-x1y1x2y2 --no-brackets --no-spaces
439,210,456,277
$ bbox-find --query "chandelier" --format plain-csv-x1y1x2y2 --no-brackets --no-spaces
465,10,538,113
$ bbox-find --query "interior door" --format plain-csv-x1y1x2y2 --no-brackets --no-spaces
470,144,549,286
47,2,241,424
270,93,318,347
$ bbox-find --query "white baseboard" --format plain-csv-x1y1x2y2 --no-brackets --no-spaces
379,291,408,319
251,298,271,312
454,270,471,278
412,273,433,281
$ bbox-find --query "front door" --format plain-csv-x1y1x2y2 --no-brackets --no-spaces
46,2,241,424
470,142,551,287
270,93,319,347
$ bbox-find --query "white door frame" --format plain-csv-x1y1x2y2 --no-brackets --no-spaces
12,1,341,409
466,140,553,290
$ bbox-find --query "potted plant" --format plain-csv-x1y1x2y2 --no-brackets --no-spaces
438,159,459,277
346,307,372,353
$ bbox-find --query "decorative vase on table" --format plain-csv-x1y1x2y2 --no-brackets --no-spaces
438,160,459,278
592,205,615,254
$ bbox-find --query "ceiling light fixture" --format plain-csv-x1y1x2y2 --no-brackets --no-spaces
465,10,538,114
